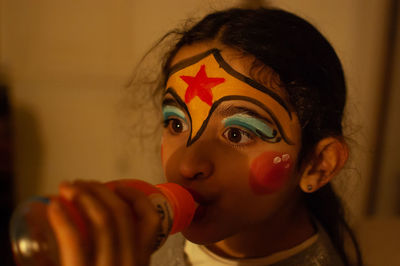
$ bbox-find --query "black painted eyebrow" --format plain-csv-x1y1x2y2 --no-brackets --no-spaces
162,88,294,146
162,98,180,108
217,105,274,125
163,88,191,117
166,48,292,120
189,95,294,146
163,88,194,146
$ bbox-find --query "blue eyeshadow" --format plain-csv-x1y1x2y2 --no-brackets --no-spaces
162,105,187,122
223,114,277,140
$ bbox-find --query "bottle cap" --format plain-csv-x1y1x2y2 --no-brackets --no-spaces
156,183,197,234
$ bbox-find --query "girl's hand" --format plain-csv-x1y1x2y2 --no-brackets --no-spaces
47,181,161,266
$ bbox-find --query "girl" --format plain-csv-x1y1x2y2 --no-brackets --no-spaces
48,7,362,266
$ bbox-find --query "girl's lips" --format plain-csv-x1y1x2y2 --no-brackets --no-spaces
182,186,214,221
183,187,210,205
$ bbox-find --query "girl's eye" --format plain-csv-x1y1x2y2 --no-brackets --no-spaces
223,127,253,145
164,118,188,134
222,114,281,144
162,104,188,135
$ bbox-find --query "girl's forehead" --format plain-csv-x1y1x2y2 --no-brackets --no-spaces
171,43,252,77
165,45,302,147
169,43,289,102
167,43,292,115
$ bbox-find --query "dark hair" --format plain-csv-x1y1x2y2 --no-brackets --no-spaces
157,7,362,265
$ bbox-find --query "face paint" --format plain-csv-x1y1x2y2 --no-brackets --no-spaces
162,105,187,123
180,64,225,106
222,113,279,143
165,49,294,146
249,151,292,194
162,105,190,134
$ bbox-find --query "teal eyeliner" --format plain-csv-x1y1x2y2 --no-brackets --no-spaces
162,105,187,122
222,113,278,141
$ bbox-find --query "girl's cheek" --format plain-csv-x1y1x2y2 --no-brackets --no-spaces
249,151,292,194
161,143,164,164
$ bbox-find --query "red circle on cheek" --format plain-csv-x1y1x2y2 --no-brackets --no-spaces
249,151,292,194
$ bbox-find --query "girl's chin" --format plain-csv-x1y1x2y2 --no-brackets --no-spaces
182,220,231,245
182,205,237,244
182,229,220,245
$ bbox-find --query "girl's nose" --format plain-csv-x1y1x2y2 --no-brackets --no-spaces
179,143,214,180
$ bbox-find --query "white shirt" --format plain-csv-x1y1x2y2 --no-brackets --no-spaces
184,234,319,266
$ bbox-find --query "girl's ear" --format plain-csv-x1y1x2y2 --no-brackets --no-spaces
299,137,348,193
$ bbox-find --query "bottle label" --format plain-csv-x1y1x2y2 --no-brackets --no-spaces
148,193,174,250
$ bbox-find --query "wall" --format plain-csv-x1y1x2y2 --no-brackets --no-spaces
3,0,390,215
373,0,400,216
2,0,241,202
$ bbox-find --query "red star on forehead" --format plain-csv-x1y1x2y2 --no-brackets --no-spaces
180,64,225,106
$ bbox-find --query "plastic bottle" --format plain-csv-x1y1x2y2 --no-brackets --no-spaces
10,179,197,266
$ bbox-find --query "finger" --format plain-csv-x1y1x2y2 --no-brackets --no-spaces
64,182,117,266
80,182,137,266
115,186,160,266
48,198,87,266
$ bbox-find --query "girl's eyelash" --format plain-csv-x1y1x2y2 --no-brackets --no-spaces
233,126,254,139
227,126,254,138
162,117,184,127
162,118,170,127
223,126,255,149
222,114,280,143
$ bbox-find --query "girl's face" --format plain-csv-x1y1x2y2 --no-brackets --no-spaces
161,42,303,244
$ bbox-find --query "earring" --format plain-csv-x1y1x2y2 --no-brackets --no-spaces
307,185,313,191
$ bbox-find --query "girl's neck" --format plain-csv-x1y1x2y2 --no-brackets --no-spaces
205,201,315,259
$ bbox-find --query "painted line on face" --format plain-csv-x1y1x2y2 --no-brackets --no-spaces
162,105,188,123
189,95,294,146
222,113,279,142
212,51,292,119
167,49,219,77
163,89,294,146
249,151,292,195
167,48,292,120
164,87,194,145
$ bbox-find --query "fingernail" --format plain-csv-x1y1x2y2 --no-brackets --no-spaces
59,181,71,190
31,196,51,205
49,198,62,212
59,182,78,201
